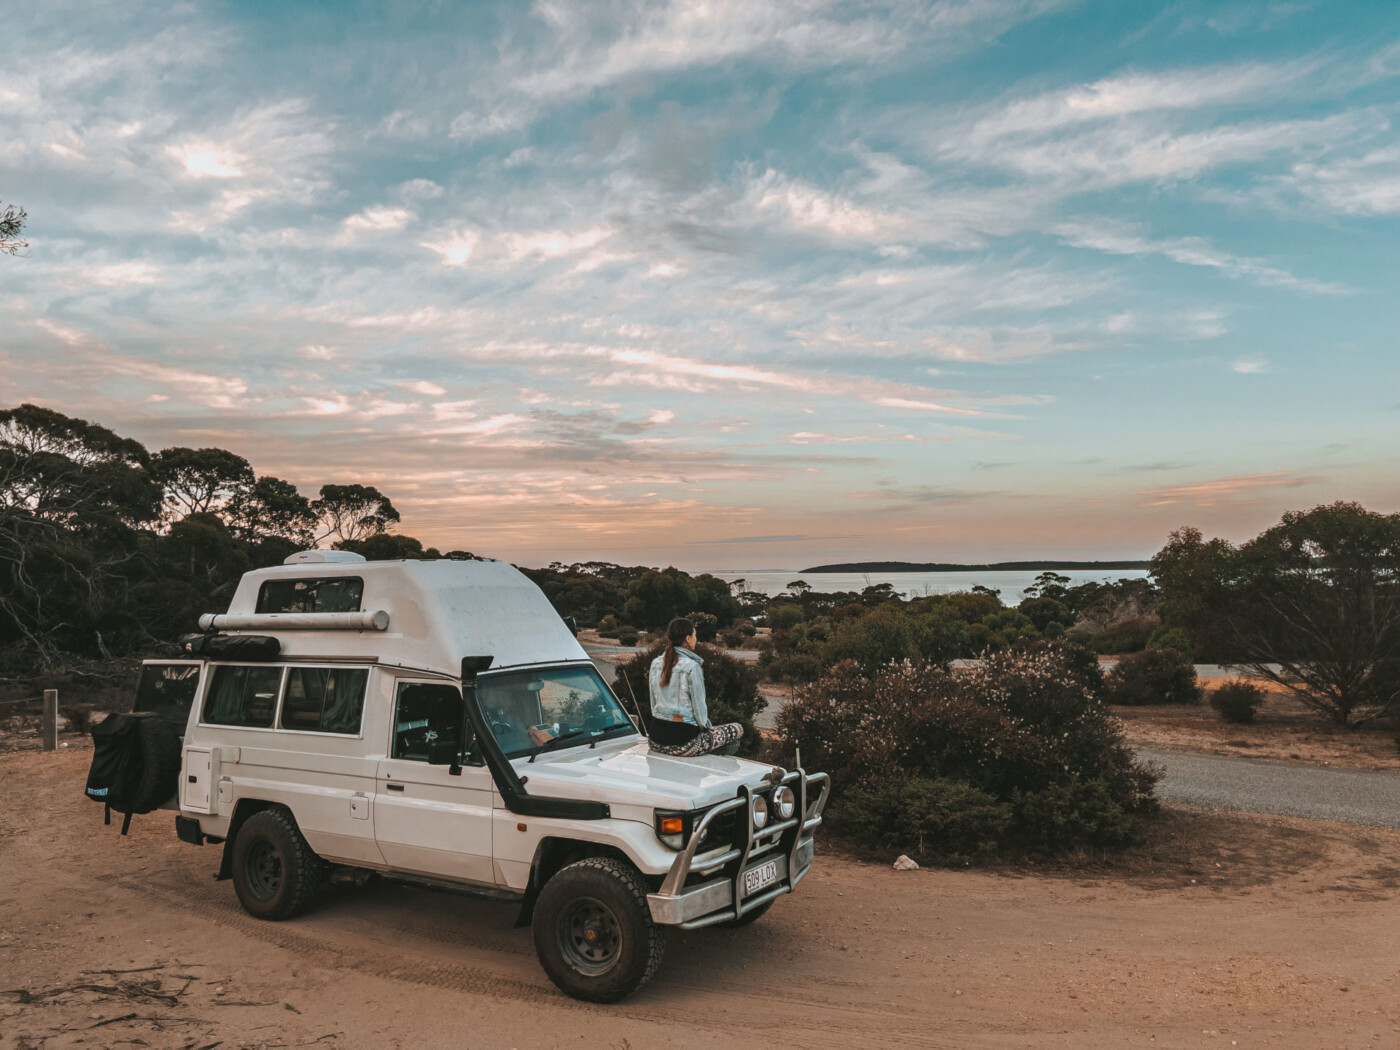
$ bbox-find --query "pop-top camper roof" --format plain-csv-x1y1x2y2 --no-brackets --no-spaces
199,555,588,676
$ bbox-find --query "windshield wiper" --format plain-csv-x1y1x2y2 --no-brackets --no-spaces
528,722,638,761
528,729,589,762
588,722,637,748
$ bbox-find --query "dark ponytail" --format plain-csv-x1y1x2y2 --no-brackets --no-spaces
659,617,695,688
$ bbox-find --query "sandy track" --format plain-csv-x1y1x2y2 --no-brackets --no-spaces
4,750,1400,1049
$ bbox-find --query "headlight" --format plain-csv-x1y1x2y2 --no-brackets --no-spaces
773,785,796,821
751,793,769,830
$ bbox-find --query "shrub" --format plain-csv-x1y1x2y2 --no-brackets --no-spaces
1087,616,1158,654
720,627,743,648
820,604,967,673
1106,648,1201,705
777,642,1157,860
827,778,1011,859
765,602,805,630
597,614,620,638
687,611,719,643
1147,625,1195,659
1210,680,1264,724
768,652,821,684
615,626,640,646
737,620,757,638
614,642,766,756
60,704,92,734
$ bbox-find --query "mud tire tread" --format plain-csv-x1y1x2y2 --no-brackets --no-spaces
230,808,323,922
532,856,665,1003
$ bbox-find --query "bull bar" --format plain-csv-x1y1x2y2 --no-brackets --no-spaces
646,768,830,929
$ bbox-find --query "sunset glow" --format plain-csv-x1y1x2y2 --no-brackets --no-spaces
2,2,1397,569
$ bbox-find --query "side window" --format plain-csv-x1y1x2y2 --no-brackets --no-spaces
256,577,364,614
392,683,473,761
133,663,201,732
202,665,283,728
280,667,368,734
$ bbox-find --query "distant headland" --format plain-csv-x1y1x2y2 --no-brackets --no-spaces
799,560,1152,573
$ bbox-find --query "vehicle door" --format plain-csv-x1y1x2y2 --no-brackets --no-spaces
374,680,496,885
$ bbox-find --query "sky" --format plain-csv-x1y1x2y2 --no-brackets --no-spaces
2,0,1397,571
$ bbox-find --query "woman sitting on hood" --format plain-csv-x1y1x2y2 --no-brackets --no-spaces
646,617,743,757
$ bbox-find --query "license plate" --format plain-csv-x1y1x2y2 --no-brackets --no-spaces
743,859,779,897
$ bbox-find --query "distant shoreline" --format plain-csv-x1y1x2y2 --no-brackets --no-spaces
798,560,1151,573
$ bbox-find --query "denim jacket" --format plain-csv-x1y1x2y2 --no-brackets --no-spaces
648,647,710,729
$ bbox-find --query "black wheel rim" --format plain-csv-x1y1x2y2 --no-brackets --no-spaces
556,896,622,976
244,838,283,900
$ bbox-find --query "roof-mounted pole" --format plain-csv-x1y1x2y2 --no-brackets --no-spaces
197,610,390,631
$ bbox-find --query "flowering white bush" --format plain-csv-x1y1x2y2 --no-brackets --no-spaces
777,641,1159,858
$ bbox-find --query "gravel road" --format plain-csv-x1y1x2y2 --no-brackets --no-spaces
1141,746,1400,828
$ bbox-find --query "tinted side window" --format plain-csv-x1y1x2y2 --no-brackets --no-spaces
280,667,368,734
203,665,283,727
392,683,472,761
256,577,364,614
134,663,201,732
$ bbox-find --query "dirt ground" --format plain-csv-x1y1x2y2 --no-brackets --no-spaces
3,748,1399,1050
1114,686,1400,773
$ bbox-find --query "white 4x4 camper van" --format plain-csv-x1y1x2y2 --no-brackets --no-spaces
137,551,828,1002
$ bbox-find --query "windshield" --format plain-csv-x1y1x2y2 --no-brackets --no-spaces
475,664,638,759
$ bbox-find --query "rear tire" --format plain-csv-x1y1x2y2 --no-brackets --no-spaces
231,809,323,921
532,857,665,1002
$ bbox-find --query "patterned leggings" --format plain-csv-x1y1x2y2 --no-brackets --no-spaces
648,722,744,757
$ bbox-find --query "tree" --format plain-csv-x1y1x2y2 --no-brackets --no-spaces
0,405,159,665
1018,595,1070,633
1023,571,1070,602
1,201,25,256
0,403,157,525
335,533,438,560
151,447,255,521
622,568,697,630
226,476,314,546
1152,503,1400,726
311,483,401,544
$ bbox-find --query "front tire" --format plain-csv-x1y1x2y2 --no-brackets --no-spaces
532,857,665,1002
230,809,323,921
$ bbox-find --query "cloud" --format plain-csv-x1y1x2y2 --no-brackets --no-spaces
966,63,1308,142
339,207,415,241
788,430,931,444
1266,146,1400,216
1054,220,1347,294
846,484,1001,504
1232,355,1268,373
420,224,616,269
1139,471,1317,506
597,349,991,415
164,100,335,230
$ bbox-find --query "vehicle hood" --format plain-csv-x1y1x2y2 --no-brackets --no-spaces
510,737,781,810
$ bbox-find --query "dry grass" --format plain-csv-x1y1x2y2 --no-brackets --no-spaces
1114,682,1400,771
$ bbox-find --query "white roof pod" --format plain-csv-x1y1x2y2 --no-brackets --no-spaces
208,556,588,675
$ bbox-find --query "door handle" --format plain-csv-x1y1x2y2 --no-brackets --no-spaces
386,783,405,792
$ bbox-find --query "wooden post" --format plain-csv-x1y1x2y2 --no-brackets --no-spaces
42,689,58,750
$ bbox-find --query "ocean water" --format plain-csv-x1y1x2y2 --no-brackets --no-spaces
708,568,1150,601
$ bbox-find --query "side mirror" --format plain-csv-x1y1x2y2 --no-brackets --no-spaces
427,740,465,776
563,615,578,636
